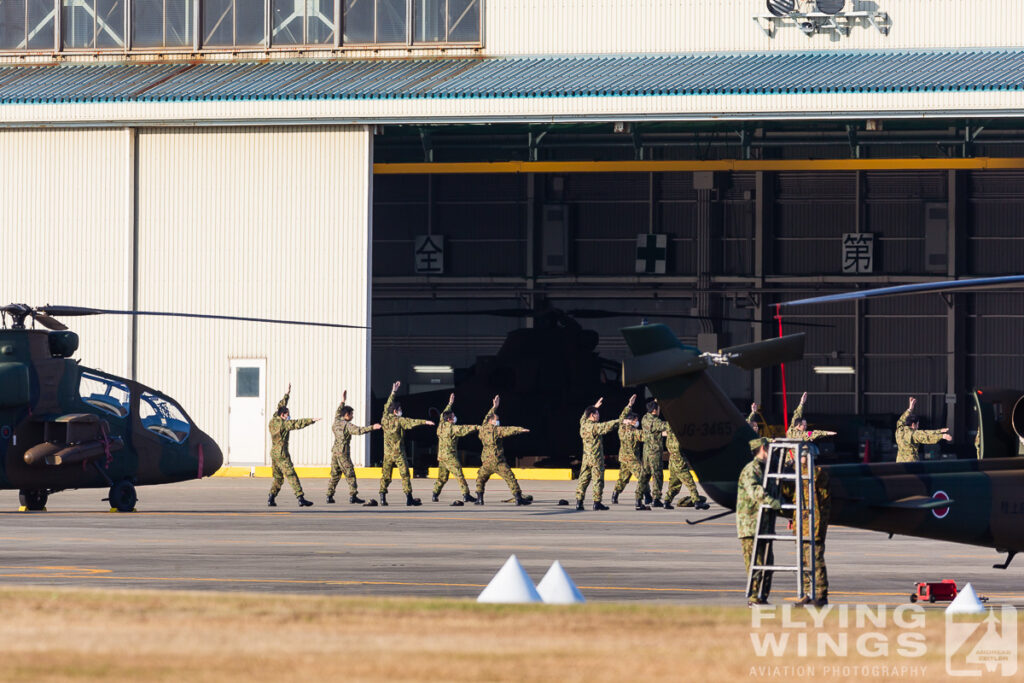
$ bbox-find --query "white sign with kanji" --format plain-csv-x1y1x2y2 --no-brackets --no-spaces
842,233,874,274
414,235,445,274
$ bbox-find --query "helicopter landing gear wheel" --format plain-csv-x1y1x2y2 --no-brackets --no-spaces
18,489,47,511
108,480,137,512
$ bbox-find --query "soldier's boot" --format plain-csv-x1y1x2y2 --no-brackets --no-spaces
575,498,585,511
431,493,440,502
297,496,313,507
652,499,664,508
474,492,485,506
380,492,388,507
406,493,422,507
635,500,651,511
695,495,711,510
463,493,477,503
611,491,619,505
267,494,277,507
593,502,609,511
644,491,653,505
663,499,675,510
326,495,336,504
514,493,532,506
350,494,365,504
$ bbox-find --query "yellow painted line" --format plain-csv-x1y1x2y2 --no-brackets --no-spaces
215,466,572,480
374,157,1024,175
437,467,572,481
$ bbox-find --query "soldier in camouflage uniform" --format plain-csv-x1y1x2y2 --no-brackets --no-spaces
612,412,649,510
476,395,532,506
379,381,435,506
895,396,952,463
641,400,671,507
748,403,760,435
737,437,782,605
327,390,381,504
663,428,709,510
794,451,831,607
432,393,479,503
267,384,319,508
787,392,836,442
576,394,635,511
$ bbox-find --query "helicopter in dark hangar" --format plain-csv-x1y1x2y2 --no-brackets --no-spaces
370,302,828,468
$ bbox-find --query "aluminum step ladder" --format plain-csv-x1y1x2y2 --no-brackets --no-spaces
745,439,818,604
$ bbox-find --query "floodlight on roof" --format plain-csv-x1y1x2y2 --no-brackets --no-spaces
766,0,797,17
815,0,846,15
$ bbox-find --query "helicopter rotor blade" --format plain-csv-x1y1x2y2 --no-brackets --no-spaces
29,312,68,331
35,305,106,317
36,307,369,330
565,309,833,328
719,333,806,370
372,308,534,318
779,275,1024,308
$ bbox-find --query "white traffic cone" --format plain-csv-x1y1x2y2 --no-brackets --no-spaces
477,555,542,604
536,560,585,604
946,583,986,615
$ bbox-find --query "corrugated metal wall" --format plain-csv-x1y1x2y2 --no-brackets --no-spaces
0,129,132,377
485,0,1024,56
136,126,373,466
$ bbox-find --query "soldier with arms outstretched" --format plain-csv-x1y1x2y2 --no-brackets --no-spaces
895,396,952,463
476,395,531,506
267,383,319,508
577,394,635,511
787,392,836,442
612,411,649,510
432,393,479,503
327,389,380,504
379,381,435,506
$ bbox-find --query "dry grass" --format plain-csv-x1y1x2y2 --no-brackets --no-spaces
0,587,1016,682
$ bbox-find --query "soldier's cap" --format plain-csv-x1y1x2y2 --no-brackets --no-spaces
749,437,769,453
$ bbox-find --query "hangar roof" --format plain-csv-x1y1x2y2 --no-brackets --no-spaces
1,49,1024,105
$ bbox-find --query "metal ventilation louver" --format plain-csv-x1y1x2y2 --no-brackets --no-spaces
766,0,796,17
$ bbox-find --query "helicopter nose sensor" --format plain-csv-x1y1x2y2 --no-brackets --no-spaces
198,433,224,478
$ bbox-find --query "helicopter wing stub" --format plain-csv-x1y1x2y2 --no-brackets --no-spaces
719,333,805,370
779,275,1024,308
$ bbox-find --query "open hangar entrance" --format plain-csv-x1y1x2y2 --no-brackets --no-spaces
368,119,1024,467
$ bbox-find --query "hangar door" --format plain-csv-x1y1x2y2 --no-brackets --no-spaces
134,126,373,467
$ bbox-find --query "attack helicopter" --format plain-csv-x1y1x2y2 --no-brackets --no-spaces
0,303,364,512
621,275,1024,568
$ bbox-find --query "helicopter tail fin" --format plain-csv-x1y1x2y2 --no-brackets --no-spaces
622,324,780,510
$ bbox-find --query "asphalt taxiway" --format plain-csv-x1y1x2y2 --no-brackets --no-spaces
1,478,1021,605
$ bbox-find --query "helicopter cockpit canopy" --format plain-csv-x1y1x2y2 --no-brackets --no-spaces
79,372,131,418
140,392,191,444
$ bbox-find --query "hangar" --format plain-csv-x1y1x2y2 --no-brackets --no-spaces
2,0,1023,468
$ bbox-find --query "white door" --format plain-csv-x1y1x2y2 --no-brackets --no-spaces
228,358,266,466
